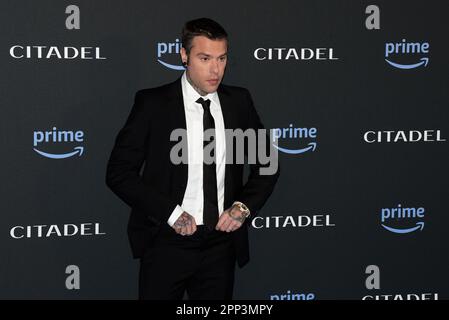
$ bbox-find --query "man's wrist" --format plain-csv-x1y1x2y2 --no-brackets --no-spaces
229,201,251,222
168,205,184,226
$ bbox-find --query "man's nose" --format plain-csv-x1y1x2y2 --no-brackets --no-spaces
210,60,219,74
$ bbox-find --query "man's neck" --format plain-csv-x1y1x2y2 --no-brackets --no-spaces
186,72,208,97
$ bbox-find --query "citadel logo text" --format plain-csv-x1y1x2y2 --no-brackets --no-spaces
33,127,84,159
380,204,425,234
272,124,317,155
10,223,105,239
252,214,335,229
254,47,338,61
363,130,445,143
363,265,438,300
10,45,106,60
384,39,429,69
363,293,438,300
157,39,184,70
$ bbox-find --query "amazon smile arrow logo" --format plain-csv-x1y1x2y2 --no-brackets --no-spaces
385,57,429,69
33,146,84,159
380,204,426,235
157,39,185,71
33,127,85,159
273,142,317,154
381,221,425,234
272,125,318,155
384,40,430,70
157,59,185,70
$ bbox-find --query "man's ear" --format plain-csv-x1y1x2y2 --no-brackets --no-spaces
180,47,188,66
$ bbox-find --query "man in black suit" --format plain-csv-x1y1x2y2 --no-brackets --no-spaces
106,17,280,300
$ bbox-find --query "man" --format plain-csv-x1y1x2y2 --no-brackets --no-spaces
106,17,280,300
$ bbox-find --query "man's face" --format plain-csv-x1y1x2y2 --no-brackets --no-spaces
180,36,227,94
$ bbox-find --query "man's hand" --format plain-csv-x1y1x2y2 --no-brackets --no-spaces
216,204,245,233
172,211,197,236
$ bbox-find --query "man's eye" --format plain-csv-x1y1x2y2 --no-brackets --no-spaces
201,57,209,61
220,57,226,61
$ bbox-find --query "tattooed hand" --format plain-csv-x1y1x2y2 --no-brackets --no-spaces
216,205,244,233
172,211,197,236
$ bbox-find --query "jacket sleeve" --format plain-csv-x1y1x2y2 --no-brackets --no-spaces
237,89,281,216
105,90,178,224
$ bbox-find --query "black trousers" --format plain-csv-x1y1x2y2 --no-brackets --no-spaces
138,224,236,300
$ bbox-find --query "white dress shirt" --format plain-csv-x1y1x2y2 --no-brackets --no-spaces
167,71,226,226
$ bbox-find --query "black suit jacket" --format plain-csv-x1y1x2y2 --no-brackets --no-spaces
106,76,280,267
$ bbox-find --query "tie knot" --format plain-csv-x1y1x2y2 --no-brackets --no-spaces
196,97,211,110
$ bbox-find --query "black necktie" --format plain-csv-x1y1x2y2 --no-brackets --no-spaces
196,97,219,230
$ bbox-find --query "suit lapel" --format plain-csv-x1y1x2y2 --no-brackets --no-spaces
167,76,186,131
218,85,237,209
166,77,189,193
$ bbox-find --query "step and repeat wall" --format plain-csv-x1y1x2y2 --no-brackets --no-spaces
1,0,448,299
